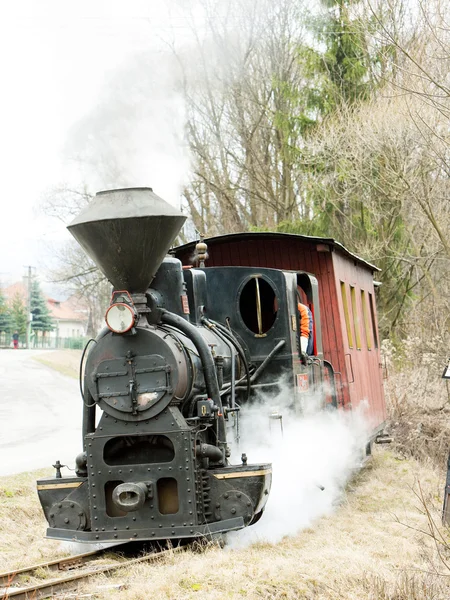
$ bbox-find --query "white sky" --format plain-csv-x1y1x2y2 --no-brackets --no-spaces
0,1,192,291
0,0,314,293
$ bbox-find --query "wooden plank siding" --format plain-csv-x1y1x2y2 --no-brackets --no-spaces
332,252,386,427
316,251,350,407
175,234,385,429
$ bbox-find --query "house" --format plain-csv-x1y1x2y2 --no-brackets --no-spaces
3,281,88,341
47,295,89,339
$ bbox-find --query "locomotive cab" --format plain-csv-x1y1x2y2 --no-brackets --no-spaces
194,265,336,414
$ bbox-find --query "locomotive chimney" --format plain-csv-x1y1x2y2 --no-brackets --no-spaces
67,187,186,293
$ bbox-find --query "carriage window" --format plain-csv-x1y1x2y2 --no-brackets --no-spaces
369,293,379,349
340,282,353,348
350,286,361,350
361,290,372,350
239,276,277,336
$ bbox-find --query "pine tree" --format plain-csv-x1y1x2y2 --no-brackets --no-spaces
11,292,27,336
30,280,54,334
0,290,12,333
302,0,374,118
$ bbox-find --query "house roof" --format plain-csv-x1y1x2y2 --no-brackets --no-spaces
2,282,88,323
47,297,88,322
4,282,27,303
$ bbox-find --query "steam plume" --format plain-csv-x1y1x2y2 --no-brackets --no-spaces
227,383,370,547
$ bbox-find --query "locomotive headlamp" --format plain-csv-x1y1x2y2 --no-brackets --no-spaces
105,290,137,334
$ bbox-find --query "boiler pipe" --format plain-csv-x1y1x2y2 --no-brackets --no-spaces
161,310,226,456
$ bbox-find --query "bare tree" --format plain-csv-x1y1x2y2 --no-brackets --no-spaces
366,0,450,178
308,92,450,337
173,0,311,234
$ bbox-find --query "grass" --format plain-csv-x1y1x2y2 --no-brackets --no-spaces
32,349,82,379
7,350,450,597
0,469,66,571
384,361,450,471
81,448,450,599
1,450,450,599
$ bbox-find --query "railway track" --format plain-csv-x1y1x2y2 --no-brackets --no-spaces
0,544,185,599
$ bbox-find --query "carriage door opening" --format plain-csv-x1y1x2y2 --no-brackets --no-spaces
296,273,337,408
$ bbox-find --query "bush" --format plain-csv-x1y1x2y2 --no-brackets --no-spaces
63,337,87,350
382,338,450,469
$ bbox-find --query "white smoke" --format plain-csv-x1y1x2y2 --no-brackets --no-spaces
226,382,370,547
63,50,189,208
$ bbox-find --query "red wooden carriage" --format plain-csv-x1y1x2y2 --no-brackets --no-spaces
175,232,386,432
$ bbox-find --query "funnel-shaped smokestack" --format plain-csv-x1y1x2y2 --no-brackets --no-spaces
68,187,186,293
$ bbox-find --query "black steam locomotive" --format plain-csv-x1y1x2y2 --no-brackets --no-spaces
37,187,287,543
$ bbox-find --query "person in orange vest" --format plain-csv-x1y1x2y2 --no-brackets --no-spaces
297,303,313,355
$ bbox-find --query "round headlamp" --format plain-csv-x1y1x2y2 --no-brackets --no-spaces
105,302,135,334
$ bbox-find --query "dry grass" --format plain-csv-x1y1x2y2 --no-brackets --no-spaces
2,450,450,599
384,364,450,470
9,348,450,597
0,469,68,571
32,349,82,379
92,452,449,599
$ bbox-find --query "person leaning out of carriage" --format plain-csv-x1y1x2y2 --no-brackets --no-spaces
297,302,313,356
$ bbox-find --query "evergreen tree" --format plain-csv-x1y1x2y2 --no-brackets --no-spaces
301,0,374,119
322,0,372,104
0,290,12,333
259,0,380,239
11,292,27,336
265,2,414,335
30,280,54,334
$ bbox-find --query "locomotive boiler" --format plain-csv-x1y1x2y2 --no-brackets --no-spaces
37,188,272,543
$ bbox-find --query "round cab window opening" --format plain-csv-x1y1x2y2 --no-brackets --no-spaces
239,276,278,336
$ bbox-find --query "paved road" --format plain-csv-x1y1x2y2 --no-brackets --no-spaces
0,350,82,476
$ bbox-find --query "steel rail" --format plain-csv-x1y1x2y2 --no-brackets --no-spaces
0,548,111,587
1,546,185,600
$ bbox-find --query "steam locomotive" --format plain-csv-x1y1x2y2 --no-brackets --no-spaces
37,187,386,544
